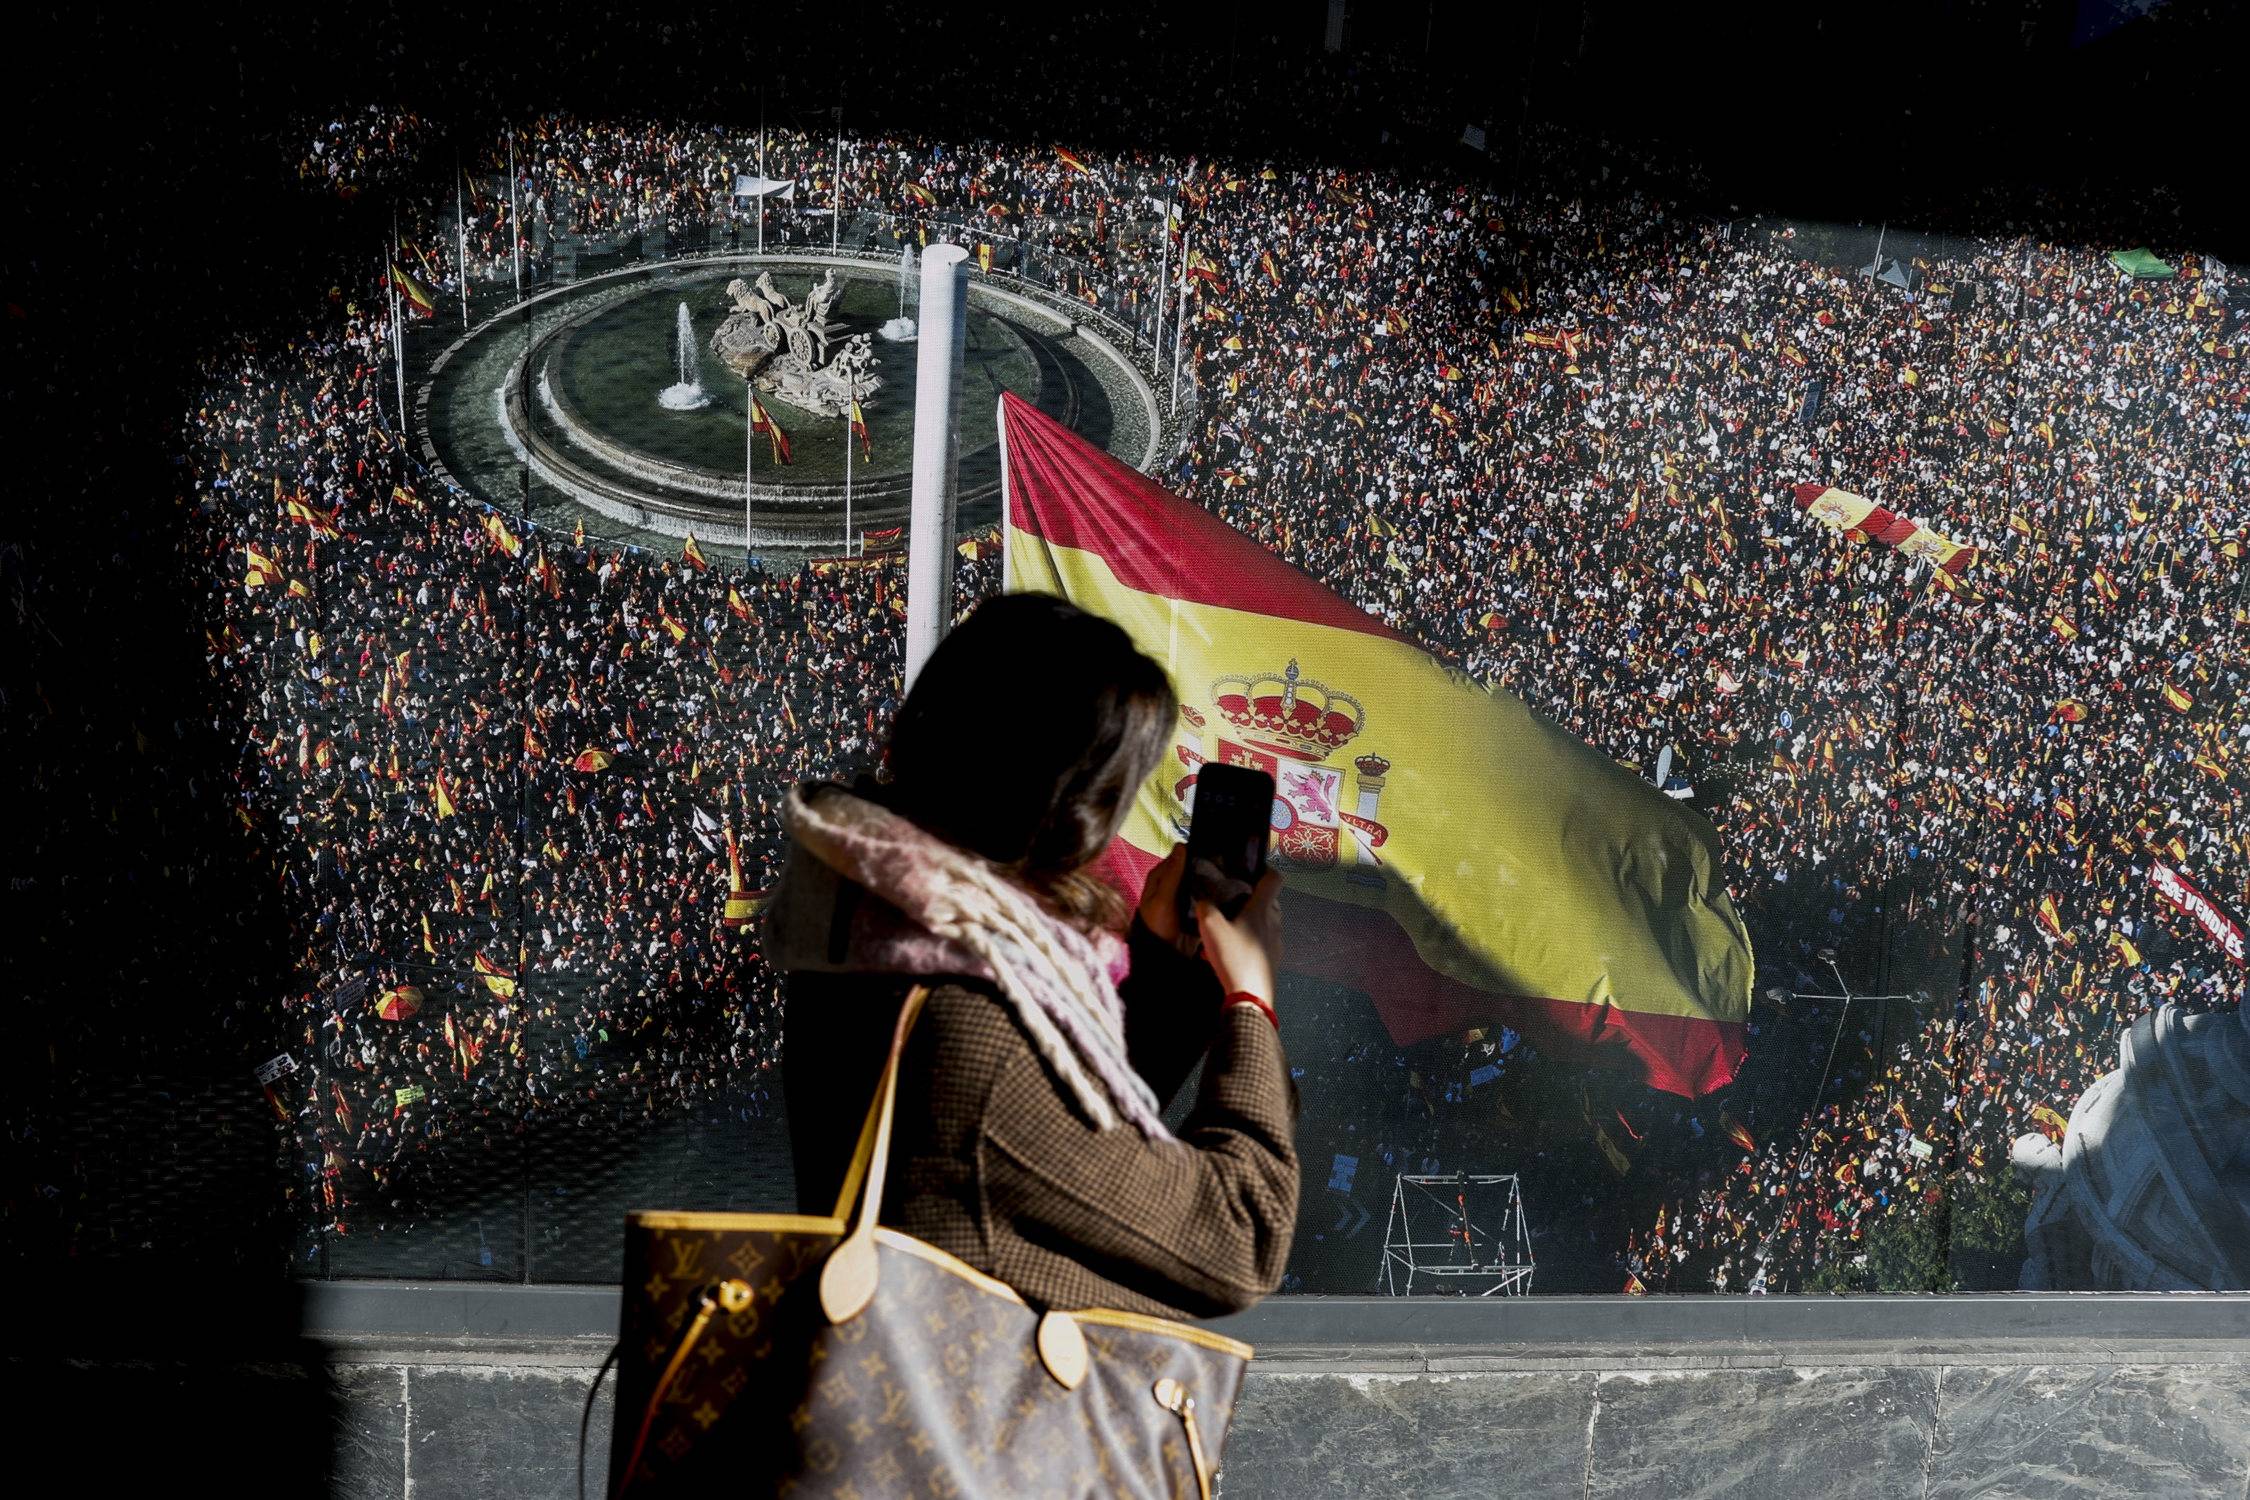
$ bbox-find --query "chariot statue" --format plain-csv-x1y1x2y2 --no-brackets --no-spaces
709,269,882,419
2012,1001,2250,1291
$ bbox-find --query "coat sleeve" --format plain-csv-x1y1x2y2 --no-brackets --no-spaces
979,1005,1299,1318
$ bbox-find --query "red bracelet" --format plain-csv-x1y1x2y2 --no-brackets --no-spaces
1225,990,1279,1031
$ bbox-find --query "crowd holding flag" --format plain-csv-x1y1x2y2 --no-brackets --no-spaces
482,510,521,558
473,951,518,999
1792,485,1977,576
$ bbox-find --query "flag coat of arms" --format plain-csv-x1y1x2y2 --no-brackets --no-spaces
996,393,1753,1096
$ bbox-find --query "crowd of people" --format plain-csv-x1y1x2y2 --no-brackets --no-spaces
164,82,2245,1290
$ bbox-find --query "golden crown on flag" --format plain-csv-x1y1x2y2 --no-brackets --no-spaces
1211,659,1366,761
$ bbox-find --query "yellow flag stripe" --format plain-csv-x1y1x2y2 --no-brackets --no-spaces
1008,524,1753,1026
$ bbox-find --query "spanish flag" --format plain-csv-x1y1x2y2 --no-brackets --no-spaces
483,511,522,558
1054,147,1092,175
1721,1110,1758,1154
244,545,283,588
976,242,993,274
681,534,710,572
285,494,342,540
849,398,872,460
727,584,751,621
751,397,792,465
997,393,1753,1096
473,951,517,999
572,748,613,773
389,262,437,318
1793,486,1976,575
721,822,767,928
2161,682,2194,714
432,769,458,820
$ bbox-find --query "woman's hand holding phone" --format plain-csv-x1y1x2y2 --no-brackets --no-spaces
1136,844,1194,949
1195,867,1284,1008
1137,844,1285,1006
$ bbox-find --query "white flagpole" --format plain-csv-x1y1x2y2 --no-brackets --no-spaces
997,393,1013,593
389,212,408,437
1152,195,1172,374
843,381,855,556
745,382,756,554
455,152,470,327
380,243,395,435
904,246,969,690
1171,230,1190,415
508,126,523,302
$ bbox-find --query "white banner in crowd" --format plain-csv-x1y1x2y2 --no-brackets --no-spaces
732,174,796,200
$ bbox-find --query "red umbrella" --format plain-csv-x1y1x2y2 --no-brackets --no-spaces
377,985,424,1021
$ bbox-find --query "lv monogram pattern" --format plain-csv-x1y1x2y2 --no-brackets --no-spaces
612,1217,1247,1498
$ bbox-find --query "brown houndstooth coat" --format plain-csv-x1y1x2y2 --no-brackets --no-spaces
784,915,1299,1321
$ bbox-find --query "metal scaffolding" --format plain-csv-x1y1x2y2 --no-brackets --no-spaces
1378,1172,1536,1296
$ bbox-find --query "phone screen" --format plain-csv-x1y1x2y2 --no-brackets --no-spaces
1177,762,1276,929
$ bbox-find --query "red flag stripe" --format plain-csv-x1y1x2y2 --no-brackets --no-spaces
1002,392,1412,644
1099,838,1746,1097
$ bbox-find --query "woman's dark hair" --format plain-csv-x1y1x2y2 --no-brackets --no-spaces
878,592,1176,932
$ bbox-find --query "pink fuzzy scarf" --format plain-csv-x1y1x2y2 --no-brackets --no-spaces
764,784,1171,1138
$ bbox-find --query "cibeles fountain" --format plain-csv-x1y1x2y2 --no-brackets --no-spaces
423,249,1155,555
708,270,883,418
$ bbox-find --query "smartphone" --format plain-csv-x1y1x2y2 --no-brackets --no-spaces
1177,762,1276,931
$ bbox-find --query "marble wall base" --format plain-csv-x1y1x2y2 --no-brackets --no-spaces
13,1342,2249,1498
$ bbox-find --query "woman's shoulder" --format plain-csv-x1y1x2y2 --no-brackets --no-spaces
914,977,1035,1065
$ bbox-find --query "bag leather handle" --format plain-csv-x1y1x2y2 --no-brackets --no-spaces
814,983,1086,1391
819,984,931,1323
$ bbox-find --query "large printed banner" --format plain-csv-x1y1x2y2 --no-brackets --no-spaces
999,392,1754,1097
2151,861,2247,966
1794,484,1978,575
